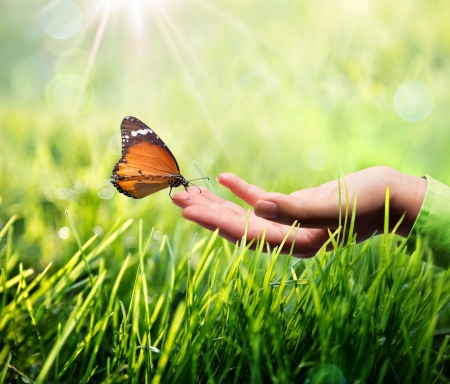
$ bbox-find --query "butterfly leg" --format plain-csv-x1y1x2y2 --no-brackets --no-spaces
183,184,203,194
194,185,202,193
187,183,202,194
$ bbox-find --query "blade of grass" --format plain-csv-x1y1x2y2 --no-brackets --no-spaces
66,210,94,287
35,270,106,384
81,255,131,384
0,351,12,383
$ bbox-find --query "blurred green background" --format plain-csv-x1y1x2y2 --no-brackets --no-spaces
1,0,449,270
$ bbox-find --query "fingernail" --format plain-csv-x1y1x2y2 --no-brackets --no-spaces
255,200,278,219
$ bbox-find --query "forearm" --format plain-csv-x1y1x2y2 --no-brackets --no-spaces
404,175,450,269
390,170,427,238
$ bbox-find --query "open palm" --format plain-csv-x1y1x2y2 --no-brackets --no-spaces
172,168,426,258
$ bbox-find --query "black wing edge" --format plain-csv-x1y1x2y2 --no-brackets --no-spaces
119,116,182,173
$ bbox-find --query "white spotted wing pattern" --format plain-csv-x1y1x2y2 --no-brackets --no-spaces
111,116,190,199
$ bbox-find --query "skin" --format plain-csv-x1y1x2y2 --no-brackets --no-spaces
172,166,427,258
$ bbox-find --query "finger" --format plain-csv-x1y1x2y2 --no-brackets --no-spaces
172,187,204,208
182,203,331,258
173,186,215,205
254,193,340,228
248,222,330,258
182,202,284,245
173,186,247,216
181,204,247,243
217,172,279,206
182,204,283,247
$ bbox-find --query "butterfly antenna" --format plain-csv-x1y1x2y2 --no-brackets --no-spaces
188,177,209,183
188,177,209,194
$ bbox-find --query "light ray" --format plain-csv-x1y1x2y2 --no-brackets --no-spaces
190,0,277,53
154,4,212,86
150,2,228,156
84,2,111,84
74,2,112,113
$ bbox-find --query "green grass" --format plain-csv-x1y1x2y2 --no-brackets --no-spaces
2,0,450,382
1,204,450,383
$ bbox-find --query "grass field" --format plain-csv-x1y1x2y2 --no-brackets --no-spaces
1,0,450,382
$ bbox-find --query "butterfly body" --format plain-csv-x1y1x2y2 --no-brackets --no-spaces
111,116,192,199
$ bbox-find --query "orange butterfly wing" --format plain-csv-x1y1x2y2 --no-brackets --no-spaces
111,116,188,199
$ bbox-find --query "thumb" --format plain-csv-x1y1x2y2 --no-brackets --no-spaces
254,195,339,228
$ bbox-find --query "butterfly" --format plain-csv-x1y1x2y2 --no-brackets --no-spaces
111,116,207,199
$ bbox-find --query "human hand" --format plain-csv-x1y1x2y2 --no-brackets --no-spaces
172,166,427,258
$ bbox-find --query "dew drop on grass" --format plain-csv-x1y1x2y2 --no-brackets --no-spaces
58,226,70,239
93,226,103,236
124,236,137,248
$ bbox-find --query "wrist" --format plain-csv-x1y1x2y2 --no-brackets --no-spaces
391,171,427,237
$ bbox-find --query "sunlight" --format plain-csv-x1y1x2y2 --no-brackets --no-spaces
191,0,276,52
40,0,262,125
71,1,112,113
153,4,228,154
